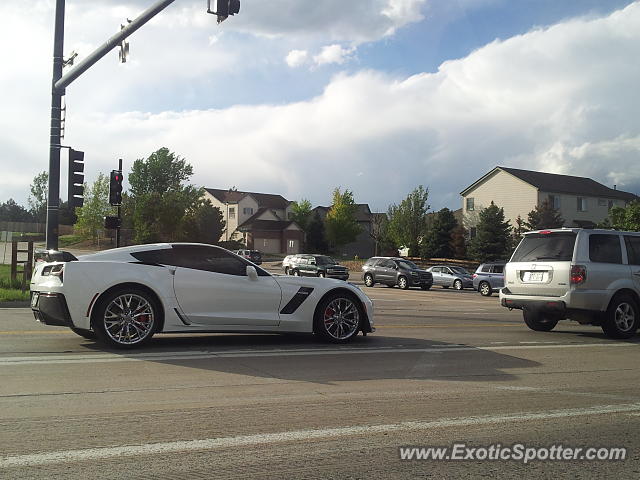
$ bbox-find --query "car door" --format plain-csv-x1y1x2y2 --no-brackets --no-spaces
625,235,640,293
377,259,395,283
442,267,455,286
430,267,443,285
297,256,310,276
170,245,282,326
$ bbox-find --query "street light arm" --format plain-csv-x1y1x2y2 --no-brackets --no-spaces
54,0,176,92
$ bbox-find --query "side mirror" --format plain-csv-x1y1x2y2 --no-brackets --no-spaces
246,265,258,280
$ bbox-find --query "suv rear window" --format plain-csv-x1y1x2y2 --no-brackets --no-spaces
589,234,622,264
511,232,577,262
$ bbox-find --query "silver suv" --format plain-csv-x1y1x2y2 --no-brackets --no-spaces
500,229,640,338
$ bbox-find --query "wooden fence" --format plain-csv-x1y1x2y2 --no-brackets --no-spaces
0,222,74,235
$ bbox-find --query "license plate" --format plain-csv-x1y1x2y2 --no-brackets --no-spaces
31,292,39,308
524,272,544,282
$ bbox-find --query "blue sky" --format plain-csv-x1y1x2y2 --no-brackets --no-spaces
1,0,639,214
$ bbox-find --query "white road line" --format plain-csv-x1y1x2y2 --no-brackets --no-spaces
0,342,635,366
2,402,640,468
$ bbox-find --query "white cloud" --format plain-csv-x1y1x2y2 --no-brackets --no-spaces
285,49,309,68
313,44,356,66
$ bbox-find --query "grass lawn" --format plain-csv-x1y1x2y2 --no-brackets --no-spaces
0,264,30,302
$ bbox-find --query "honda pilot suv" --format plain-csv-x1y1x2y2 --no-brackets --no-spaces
500,229,640,339
362,257,433,290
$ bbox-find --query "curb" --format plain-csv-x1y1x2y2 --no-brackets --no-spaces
0,301,30,308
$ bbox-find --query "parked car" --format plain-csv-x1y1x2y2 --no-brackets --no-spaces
30,244,374,348
289,255,349,280
473,262,506,296
235,249,262,265
282,254,299,275
500,228,640,339
427,265,474,290
362,257,433,290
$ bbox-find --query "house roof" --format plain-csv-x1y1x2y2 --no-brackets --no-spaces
461,166,637,201
237,219,297,232
205,188,290,209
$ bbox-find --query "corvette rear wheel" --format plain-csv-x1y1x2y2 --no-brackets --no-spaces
92,288,158,348
315,293,362,343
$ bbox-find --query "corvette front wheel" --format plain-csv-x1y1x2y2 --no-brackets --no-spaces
92,288,159,349
315,293,362,343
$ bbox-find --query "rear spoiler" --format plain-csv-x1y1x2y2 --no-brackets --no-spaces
35,249,79,263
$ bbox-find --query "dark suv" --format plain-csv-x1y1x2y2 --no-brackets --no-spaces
290,255,349,280
362,257,433,290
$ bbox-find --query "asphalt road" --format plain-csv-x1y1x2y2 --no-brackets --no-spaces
1,275,639,479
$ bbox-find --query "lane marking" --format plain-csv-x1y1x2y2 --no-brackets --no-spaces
0,342,636,366
2,402,640,468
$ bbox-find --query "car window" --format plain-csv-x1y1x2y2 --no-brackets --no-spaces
396,260,417,270
481,264,491,273
511,232,577,262
451,267,470,275
443,267,452,274
130,248,172,264
625,236,640,265
589,234,622,264
169,245,250,276
380,260,394,268
492,265,504,274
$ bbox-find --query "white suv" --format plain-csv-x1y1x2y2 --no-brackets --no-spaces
500,229,640,338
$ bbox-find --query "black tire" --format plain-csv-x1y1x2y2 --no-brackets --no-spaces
284,267,290,275
397,276,409,290
314,292,362,343
318,271,326,278
70,327,96,340
420,284,431,291
523,309,558,332
479,281,492,297
293,270,300,276
92,288,160,349
601,293,639,339
364,274,375,287
453,279,463,290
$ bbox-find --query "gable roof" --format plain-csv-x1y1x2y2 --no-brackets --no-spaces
205,188,290,209
461,166,637,201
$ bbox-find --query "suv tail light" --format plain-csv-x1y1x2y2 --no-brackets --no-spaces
472,273,477,279
570,265,586,285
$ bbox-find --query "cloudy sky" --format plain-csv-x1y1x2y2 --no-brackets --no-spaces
1,0,639,213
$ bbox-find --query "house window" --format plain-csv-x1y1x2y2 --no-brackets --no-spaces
548,195,561,210
577,197,588,212
608,200,614,210
466,197,475,211
263,239,268,247
288,240,295,248
243,207,254,215
229,207,236,219
598,198,607,207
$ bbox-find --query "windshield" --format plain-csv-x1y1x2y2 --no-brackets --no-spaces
450,267,470,275
396,260,418,270
511,233,577,262
316,256,337,265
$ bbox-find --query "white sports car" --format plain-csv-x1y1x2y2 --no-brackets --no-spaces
30,243,374,348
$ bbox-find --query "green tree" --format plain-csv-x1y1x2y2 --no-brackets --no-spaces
0,199,32,222
524,199,564,230
182,199,225,244
421,208,458,258
324,188,361,249
28,171,48,222
450,224,467,259
307,211,329,253
74,173,112,241
607,200,640,231
468,202,512,262
290,199,313,232
128,148,202,243
387,185,430,257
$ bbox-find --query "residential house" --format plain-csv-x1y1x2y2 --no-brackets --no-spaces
460,166,637,232
313,204,379,258
204,188,304,254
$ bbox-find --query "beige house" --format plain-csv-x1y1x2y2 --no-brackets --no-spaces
204,188,303,254
460,166,637,231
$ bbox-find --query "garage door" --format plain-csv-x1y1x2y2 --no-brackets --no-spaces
255,238,280,254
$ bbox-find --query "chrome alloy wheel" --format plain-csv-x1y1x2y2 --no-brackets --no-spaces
323,297,360,340
103,294,155,345
614,302,636,332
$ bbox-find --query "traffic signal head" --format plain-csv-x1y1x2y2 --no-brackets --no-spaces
207,0,240,21
68,149,84,208
104,216,122,230
109,170,123,206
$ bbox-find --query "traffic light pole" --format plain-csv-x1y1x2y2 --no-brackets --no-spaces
45,0,177,250
45,0,66,250
117,158,122,248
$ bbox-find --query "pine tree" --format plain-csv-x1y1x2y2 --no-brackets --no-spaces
450,224,467,259
421,208,458,258
306,211,328,253
525,199,564,230
468,202,512,262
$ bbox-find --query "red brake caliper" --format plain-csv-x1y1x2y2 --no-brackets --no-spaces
324,307,335,324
